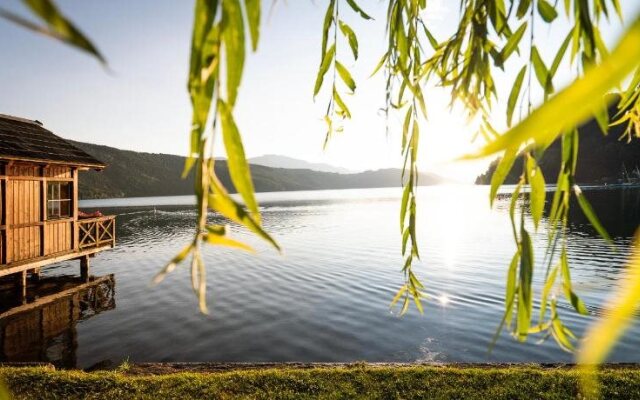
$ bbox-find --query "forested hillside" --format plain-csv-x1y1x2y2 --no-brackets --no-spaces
475,102,640,185
71,141,444,199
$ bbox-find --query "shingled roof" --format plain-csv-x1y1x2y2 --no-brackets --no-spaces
0,114,105,169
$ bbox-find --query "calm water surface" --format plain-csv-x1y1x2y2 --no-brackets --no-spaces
2,185,639,368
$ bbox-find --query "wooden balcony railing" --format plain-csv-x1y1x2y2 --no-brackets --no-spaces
78,216,116,250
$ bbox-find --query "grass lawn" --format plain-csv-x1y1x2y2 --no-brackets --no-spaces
1,364,639,399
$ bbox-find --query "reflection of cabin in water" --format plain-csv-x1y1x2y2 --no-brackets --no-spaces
0,114,115,289
0,274,115,367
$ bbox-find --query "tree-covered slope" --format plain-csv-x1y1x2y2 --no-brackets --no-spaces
475,105,640,185
71,141,444,199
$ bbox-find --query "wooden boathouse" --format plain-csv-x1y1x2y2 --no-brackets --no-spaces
0,114,115,291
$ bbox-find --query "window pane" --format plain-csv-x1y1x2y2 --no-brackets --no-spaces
47,181,73,218
60,200,71,217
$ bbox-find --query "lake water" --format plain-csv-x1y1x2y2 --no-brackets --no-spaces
1,185,639,369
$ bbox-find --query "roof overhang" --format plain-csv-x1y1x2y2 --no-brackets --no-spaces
0,155,105,171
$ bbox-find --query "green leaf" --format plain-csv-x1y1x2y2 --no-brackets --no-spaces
244,0,260,50
507,66,527,127
183,0,217,177
422,25,439,50
516,0,532,19
517,229,534,341
499,22,527,65
370,52,388,77
549,31,571,77
221,0,245,107
490,146,518,206
209,173,280,251
0,381,10,400
153,243,195,284
204,232,254,252
574,186,613,243
218,99,260,221
540,264,558,322
390,285,407,308
333,88,352,119
560,249,589,315
466,15,640,158
314,44,335,97
505,251,520,327
18,0,106,64
531,46,553,95
336,61,356,92
578,234,640,386
537,0,558,22
320,0,335,62
345,0,372,20
339,20,359,60
526,156,546,230
400,178,411,231
551,304,575,351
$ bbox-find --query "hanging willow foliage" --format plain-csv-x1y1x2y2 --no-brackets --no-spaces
4,0,640,387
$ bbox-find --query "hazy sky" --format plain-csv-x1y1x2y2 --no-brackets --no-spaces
0,1,637,182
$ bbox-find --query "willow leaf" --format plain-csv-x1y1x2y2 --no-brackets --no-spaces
400,177,411,231
320,0,335,62
551,307,575,352
537,0,558,22
209,174,280,251
153,243,194,284
507,66,527,127
339,20,359,60
370,52,388,77
221,0,245,107
578,232,640,391
517,229,534,341
390,285,407,308
345,0,372,20
333,88,352,118
336,61,356,92
314,44,335,97
467,15,640,158
490,146,518,206
218,99,260,221
0,382,9,400
560,249,589,315
244,0,260,50
20,0,106,64
531,46,553,94
526,156,546,230
540,264,559,322
505,251,520,327
516,0,532,19
499,22,527,65
183,0,217,176
204,232,255,252
574,186,612,243
550,31,571,77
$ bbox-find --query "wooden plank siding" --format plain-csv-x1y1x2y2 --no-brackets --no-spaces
1,163,80,268
7,172,41,262
44,221,72,256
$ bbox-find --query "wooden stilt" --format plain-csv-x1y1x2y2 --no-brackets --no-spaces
31,268,41,282
15,270,27,304
80,255,90,281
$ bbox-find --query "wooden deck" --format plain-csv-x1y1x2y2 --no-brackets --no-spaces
0,215,115,278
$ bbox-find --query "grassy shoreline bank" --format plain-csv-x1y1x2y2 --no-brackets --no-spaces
2,364,640,399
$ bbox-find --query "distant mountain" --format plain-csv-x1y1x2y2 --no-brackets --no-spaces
248,154,353,174
70,141,444,199
475,99,640,185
